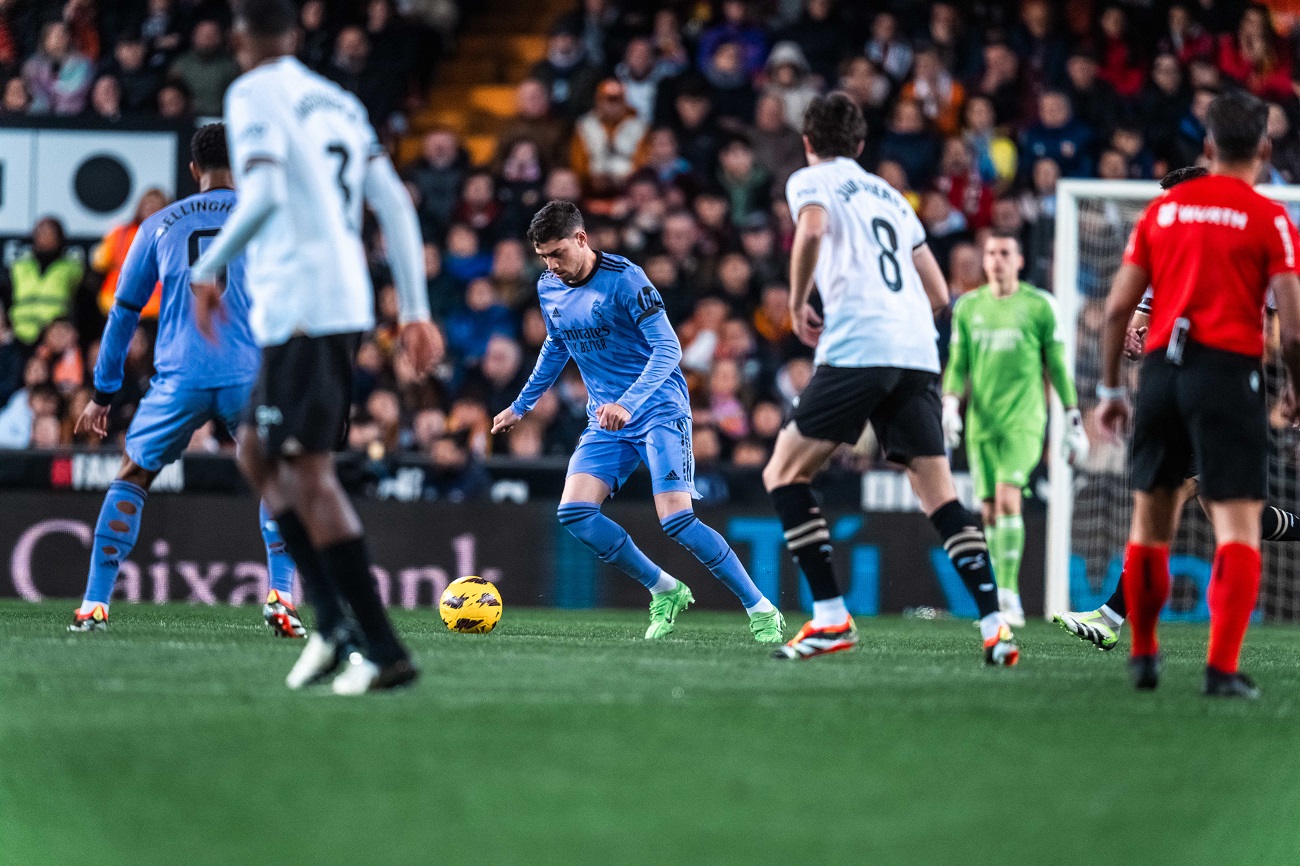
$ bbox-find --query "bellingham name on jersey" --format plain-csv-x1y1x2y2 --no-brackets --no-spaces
94,188,259,395
512,252,691,437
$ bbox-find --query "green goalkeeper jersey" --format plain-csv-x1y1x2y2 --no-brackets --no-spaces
942,282,1077,441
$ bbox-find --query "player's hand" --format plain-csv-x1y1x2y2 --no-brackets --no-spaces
191,275,227,343
75,401,110,439
1283,383,1300,427
492,407,522,435
399,320,442,376
791,303,823,348
1062,407,1090,467
596,403,631,431
941,395,963,450
1096,397,1132,444
1124,325,1147,360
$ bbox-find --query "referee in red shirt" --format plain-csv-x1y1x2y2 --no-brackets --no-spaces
1099,90,1300,698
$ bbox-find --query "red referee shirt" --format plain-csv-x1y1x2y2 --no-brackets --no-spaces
1123,174,1300,358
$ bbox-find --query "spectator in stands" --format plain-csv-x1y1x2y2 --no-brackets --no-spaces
1,217,82,349
542,167,583,202
105,35,161,114
23,21,93,114
93,188,169,318
1175,86,1216,168
443,223,493,283
0,305,23,406
495,78,570,172
445,277,515,367
1020,90,1093,178
87,74,123,121
155,79,191,118
139,0,186,70
716,134,770,228
714,251,755,313
703,40,756,123
0,359,55,449
1161,4,1214,65
1217,4,1292,103
1096,148,1128,180
935,137,993,231
488,239,533,309
615,35,679,123
641,126,692,190
327,25,401,129
571,78,648,199
976,41,1024,132
924,1,980,82
668,76,724,175
961,94,1016,190
0,1,18,73
1063,49,1118,145
698,0,768,79
422,431,490,502
408,129,467,244
901,43,965,137
1019,157,1060,287
1010,0,1068,94
1110,125,1155,179
947,242,983,297
692,423,730,504
365,0,417,93
1094,5,1145,100
168,19,239,117
459,333,526,418
762,41,818,132
1139,52,1191,164
747,92,802,196
531,21,599,121
423,243,460,320
876,159,918,211
298,0,333,72
1268,102,1300,183
878,98,941,188
778,0,851,85
496,139,546,239
752,283,796,360
864,11,911,84
453,170,502,246
1,75,30,114
919,190,971,277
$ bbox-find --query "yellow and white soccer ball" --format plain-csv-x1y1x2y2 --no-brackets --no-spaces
439,576,503,634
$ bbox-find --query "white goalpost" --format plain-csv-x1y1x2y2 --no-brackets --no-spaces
1047,179,1300,621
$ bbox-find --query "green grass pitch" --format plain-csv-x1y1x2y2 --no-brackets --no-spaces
4,600,1300,865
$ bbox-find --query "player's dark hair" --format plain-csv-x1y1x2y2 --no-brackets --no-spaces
233,0,296,37
1159,165,1209,189
190,123,229,172
986,229,1021,248
801,92,866,159
527,200,585,246
1206,90,1269,163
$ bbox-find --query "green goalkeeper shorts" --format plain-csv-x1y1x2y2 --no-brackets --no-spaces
967,432,1045,501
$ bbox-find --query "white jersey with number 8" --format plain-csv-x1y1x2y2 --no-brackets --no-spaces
785,157,939,373
224,56,380,347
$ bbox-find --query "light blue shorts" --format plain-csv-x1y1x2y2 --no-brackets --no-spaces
125,378,253,472
567,418,699,498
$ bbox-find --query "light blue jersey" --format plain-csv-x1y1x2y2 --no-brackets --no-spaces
512,252,696,496
94,189,260,397
93,188,261,472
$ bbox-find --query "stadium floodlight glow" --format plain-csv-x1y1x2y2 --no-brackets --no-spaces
1047,180,1300,621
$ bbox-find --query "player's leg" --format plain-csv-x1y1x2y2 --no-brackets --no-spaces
1121,488,1179,689
1202,499,1264,698
989,432,1038,627
647,420,783,641
70,381,201,632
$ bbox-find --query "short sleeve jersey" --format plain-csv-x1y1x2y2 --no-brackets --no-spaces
224,56,381,347
1123,174,1300,358
536,252,692,438
785,157,938,372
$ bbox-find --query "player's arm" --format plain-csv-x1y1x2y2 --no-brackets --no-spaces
80,226,160,437
940,298,968,449
494,327,571,434
1041,295,1089,465
1271,272,1300,421
1098,262,1149,440
601,284,680,431
1125,289,1153,359
362,148,439,373
788,203,826,347
912,243,950,315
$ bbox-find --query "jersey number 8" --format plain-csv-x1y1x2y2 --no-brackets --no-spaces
871,217,902,292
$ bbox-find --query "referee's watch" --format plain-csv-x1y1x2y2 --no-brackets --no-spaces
1095,383,1126,401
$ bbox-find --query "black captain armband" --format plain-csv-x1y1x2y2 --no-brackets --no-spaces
92,389,117,407
634,285,666,323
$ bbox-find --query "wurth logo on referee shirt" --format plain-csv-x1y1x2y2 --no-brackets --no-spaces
1156,201,1249,230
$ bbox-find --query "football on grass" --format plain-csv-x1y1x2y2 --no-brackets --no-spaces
439,576,502,634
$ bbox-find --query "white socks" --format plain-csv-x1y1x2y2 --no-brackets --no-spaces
648,572,679,594
979,612,1005,641
812,597,849,627
1098,604,1124,628
745,597,776,615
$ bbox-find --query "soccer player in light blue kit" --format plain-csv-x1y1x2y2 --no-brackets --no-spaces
68,124,301,637
492,201,785,642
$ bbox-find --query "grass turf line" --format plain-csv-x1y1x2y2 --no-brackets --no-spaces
3,600,1300,865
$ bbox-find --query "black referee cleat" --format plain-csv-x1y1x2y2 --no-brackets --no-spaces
1128,654,1160,691
1203,667,1260,699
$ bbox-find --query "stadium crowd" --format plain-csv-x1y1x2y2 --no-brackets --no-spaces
3,0,1300,500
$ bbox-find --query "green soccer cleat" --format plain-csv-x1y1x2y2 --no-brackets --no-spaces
748,609,786,643
1053,609,1121,651
645,582,694,639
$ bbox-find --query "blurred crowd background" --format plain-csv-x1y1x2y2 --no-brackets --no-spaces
3,0,1300,501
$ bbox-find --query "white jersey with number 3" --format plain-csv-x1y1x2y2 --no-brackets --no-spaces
785,157,938,373
224,56,379,347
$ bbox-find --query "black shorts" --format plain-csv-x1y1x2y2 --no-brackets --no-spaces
244,332,360,457
792,365,945,464
1130,344,1268,501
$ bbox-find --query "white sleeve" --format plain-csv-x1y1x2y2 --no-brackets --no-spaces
901,199,927,249
363,153,431,323
225,82,288,175
785,169,830,218
190,163,286,282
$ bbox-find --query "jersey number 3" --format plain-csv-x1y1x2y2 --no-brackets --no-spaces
871,217,902,292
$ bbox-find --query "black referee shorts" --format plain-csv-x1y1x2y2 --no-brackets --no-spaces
244,332,360,457
792,365,946,465
1130,344,1268,501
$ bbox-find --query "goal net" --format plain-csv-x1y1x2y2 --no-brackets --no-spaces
1047,180,1300,622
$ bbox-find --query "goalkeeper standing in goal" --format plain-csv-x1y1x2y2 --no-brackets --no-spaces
941,231,1090,626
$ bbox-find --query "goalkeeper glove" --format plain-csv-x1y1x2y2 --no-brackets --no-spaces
1062,408,1090,467
941,395,963,450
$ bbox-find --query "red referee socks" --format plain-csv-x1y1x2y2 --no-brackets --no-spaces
1207,542,1262,674
1122,543,1170,657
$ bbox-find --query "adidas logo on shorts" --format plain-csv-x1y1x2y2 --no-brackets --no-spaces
664,470,681,481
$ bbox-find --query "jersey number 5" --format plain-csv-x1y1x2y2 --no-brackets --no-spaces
871,217,903,292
